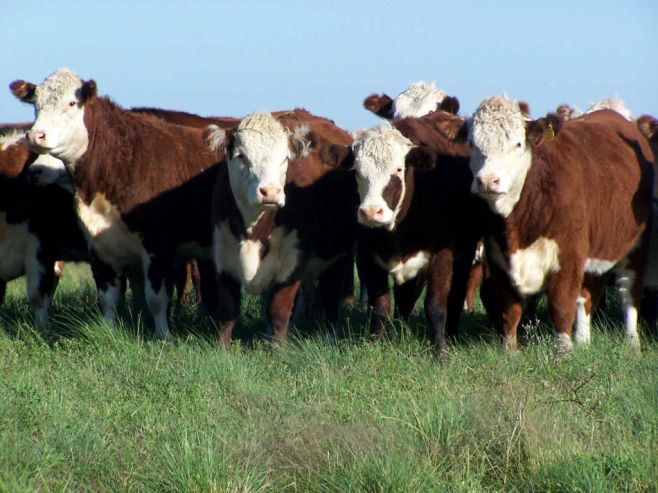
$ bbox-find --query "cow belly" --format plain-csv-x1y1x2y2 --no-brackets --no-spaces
494,237,561,296
0,214,36,281
213,223,300,294
75,193,143,269
375,251,430,285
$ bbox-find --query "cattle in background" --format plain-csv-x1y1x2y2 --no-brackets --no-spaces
206,109,357,345
587,96,632,120
555,104,583,121
467,95,653,351
363,81,461,121
11,68,227,339
320,109,488,356
0,125,88,330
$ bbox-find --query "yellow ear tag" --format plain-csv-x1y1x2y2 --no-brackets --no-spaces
544,123,555,142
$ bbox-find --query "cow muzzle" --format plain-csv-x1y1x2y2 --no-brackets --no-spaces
474,173,502,194
257,185,284,206
26,130,51,152
358,205,390,227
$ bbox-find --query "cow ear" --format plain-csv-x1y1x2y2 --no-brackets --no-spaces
526,118,558,146
363,93,394,120
406,146,436,171
438,96,460,115
204,124,231,159
518,101,531,118
10,80,37,103
433,115,468,142
636,115,658,141
79,79,97,103
288,124,311,161
319,144,354,169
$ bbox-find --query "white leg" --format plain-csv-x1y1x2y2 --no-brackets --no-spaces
25,248,51,333
142,252,171,340
617,270,641,349
573,295,591,345
555,332,573,353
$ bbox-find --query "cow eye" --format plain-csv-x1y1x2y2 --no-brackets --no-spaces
516,142,522,148
396,167,403,173
68,101,76,107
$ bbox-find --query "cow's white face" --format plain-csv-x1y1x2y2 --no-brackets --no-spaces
469,96,532,217
224,113,309,223
392,81,445,120
352,126,412,230
11,68,92,165
28,153,73,192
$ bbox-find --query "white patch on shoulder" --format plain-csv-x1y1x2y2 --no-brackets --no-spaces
75,193,143,270
213,222,300,294
507,237,561,296
375,251,430,285
584,257,616,275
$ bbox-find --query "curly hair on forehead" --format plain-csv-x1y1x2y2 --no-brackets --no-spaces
36,68,85,107
470,95,527,151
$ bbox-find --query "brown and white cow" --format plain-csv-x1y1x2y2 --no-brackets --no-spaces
0,125,88,330
206,109,358,345
320,109,489,356
10,68,229,339
467,95,654,351
363,81,460,121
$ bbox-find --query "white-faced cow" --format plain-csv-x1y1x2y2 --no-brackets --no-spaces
468,95,654,351
363,81,460,121
206,109,357,345
10,68,230,339
320,109,489,357
0,125,88,330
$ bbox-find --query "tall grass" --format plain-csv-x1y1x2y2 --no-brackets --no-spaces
0,264,656,492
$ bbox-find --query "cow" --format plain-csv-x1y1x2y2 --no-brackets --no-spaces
555,104,583,121
205,109,358,345
0,125,88,330
363,81,460,121
467,95,654,351
10,68,228,339
320,109,489,357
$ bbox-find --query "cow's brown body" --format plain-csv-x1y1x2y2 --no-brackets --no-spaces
211,109,358,344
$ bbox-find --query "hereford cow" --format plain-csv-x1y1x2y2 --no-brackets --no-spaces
205,109,357,345
0,125,88,330
363,81,460,121
467,95,654,351
320,109,489,356
10,68,228,339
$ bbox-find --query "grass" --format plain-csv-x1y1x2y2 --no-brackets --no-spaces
0,264,657,492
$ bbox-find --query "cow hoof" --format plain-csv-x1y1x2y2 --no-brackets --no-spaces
504,335,519,352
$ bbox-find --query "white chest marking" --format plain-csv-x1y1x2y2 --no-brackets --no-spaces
213,223,300,294
506,237,561,296
0,213,38,281
75,193,143,269
375,251,430,285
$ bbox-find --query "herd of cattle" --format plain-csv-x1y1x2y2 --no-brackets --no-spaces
2,69,657,357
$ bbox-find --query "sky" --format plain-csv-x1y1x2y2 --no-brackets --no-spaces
2,0,657,131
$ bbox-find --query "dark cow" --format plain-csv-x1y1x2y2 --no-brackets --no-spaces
206,109,357,345
321,108,488,357
0,125,88,330
467,96,654,351
11,68,229,339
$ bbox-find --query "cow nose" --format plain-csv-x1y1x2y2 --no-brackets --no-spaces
27,130,47,147
258,185,283,205
476,174,501,192
358,206,385,222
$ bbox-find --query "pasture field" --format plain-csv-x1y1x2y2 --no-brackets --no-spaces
0,264,657,492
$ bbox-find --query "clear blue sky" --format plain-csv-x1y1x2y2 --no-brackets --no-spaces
2,0,656,131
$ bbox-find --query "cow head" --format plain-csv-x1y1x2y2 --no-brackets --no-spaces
468,96,536,217
26,153,73,192
323,125,435,230
10,68,96,164
392,81,446,120
206,113,310,222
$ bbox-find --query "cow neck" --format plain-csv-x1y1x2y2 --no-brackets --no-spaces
226,190,278,250
489,147,557,257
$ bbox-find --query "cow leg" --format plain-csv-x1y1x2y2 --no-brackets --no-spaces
446,243,478,338
616,266,644,349
26,250,57,333
215,272,241,346
268,278,302,346
0,280,6,307
546,267,584,353
197,259,219,317
358,247,391,338
486,264,523,350
424,249,454,357
142,251,173,340
394,275,424,320
319,254,352,324
90,255,123,323
574,274,608,345
464,263,483,313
